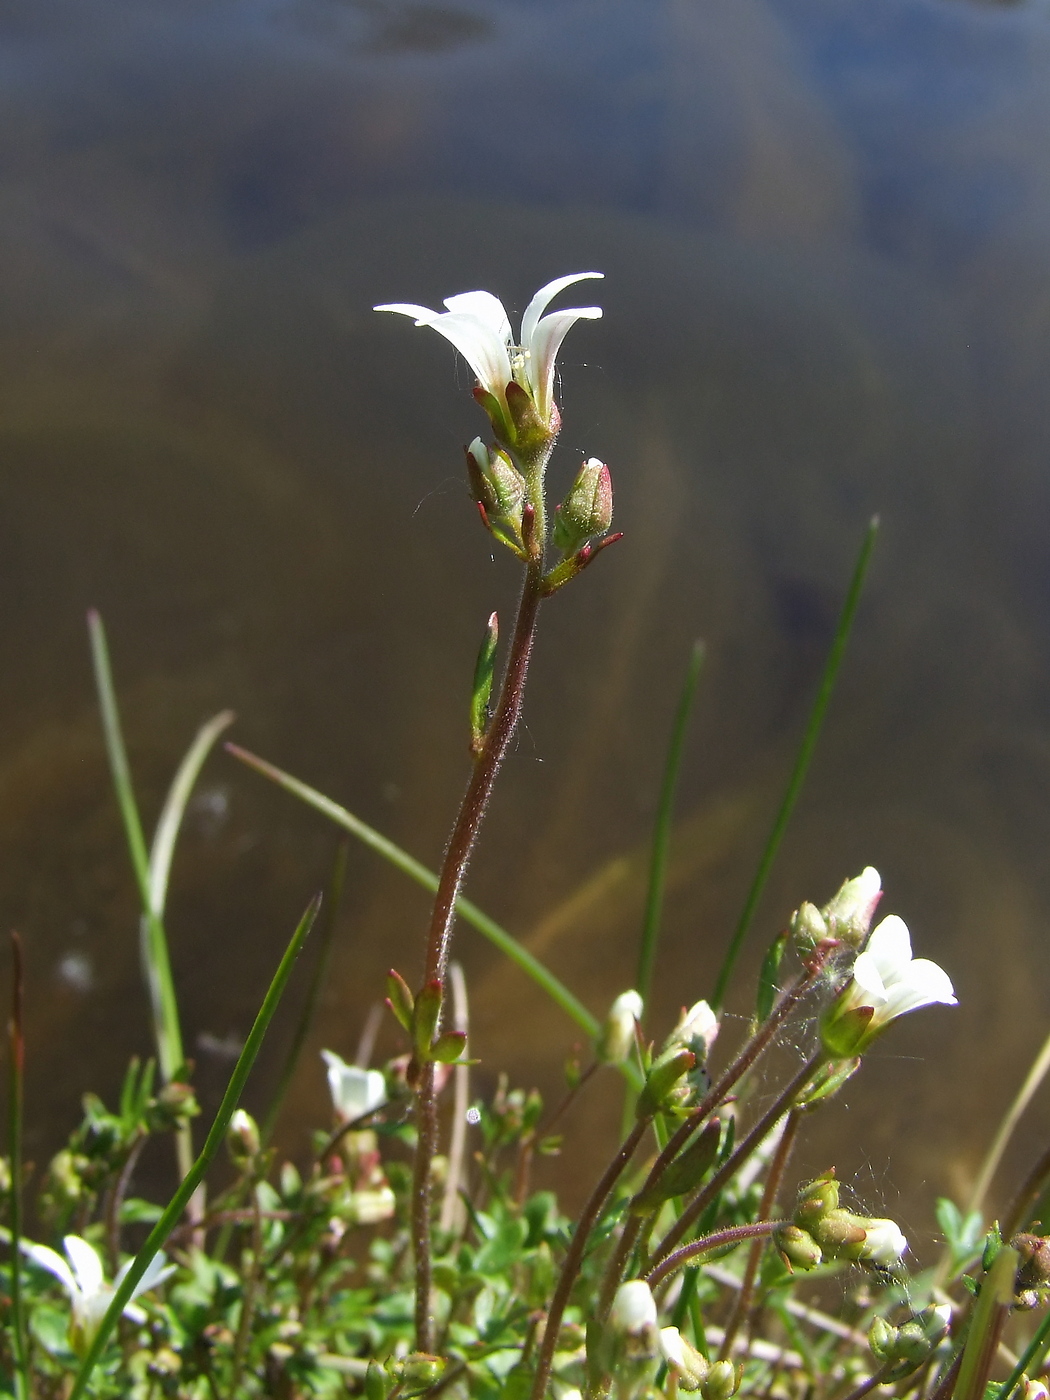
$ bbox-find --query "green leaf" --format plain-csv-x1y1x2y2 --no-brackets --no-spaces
385,969,415,1033
470,612,499,751
756,930,788,1025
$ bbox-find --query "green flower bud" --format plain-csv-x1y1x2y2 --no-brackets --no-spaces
553,458,613,554
776,1224,823,1272
790,901,828,955
659,1327,709,1390
703,1360,740,1400
636,1045,696,1119
821,867,882,948
466,438,526,550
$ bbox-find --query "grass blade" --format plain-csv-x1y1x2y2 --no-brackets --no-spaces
226,743,600,1042
87,610,183,1082
68,894,320,1400
261,840,350,1144
636,639,705,1012
710,516,879,1010
8,932,29,1400
147,708,236,921
953,1244,1018,1400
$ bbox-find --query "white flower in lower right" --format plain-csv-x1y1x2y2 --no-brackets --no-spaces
822,914,956,1057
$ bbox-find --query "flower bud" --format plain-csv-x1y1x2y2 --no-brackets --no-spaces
790,902,828,955
858,1218,908,1267
1023,1381,1049,1400
598,990,643,1065
227,1108,261,1170
636,1044,696,1119
1013,1233,1050,1292
553,458,613,554
659,1327,709,1390
776,1225,823,1271
465,438,526,547
321,1050,387,1122
870,1306,950,1379
666,1000,719,1059
704,1361,740,1400
610,1279,657,1339
822,867,882,948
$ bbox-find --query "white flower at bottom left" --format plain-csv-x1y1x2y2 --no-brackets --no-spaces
25,1234,174,1356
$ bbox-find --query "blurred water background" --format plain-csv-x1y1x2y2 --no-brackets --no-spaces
4,0,1050,1241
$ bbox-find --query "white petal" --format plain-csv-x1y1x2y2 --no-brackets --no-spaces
412,311,513,400
861,1219,908,1266
116,1251,175,1301
520,272,604,353
373,302,441,323
658,1326,688,1370
64,1236,105,1297
864,915,913,981
885,959,957,1017
526,307,602,422
443,290,512,343
850,950,889,1004
24,1242,78,1298
322,1050,386,1119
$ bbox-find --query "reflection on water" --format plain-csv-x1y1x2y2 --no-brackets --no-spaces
3,0,1050,1228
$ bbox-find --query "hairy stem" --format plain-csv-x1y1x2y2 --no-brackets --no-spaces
719,1107,801,1360
413,556,545,1351
645,1220,781,1290
529,1118,651,1400
649,1054,822,1272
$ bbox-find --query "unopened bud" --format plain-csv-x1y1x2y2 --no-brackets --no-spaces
790,901,828,955
776,1224,823,1271
227,1108,261,1169
703,1360,740,1400
795,1170,840,1225
553,458,613,554
598,990,643,1065
857,1217,908,1267
636,1044,696,1119
822,867,882,948
610,1280,657,1338
666,1000,719,1059
1013,1233,1050,1291
465,438,526,547
659,1327,708,1390
1022,1380,1049,1400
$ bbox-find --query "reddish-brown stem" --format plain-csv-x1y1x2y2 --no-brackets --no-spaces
412,559,545,1351
645,1220,780,1290
648,1054,822,1272
719,1107,801,1360
836,1364,894,1400
1003,1140,1050,1240
529,1118,651,1400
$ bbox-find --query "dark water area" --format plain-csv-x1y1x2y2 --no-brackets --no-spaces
3,0,1050,1242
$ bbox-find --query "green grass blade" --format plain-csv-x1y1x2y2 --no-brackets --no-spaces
996,1298,1050,1400
7,933,29,1400
68,894,320,1400
147,709,236,918
636,640,705,1012
954,1244,1018,1400
87,610,184,1082
226,743,600,1042
710,516,879,1010
261,840,350,1144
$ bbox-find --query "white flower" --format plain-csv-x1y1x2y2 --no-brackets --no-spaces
822,915,956,1056
609,1279,657,1336
321,1049,387,1122
859,1217,908,1267
598,989,643,1064
25,1234,174,1355
671,999,719,1055
375,273,603,430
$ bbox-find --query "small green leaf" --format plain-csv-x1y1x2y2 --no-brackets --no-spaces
431,1030,468,1064
470,612,499,752
756,930,788,1024
385,969,414,1033
414,980,443,1057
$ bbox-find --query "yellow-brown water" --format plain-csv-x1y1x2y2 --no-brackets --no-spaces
4,0,1050,1244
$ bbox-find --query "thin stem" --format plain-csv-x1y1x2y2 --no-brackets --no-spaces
645,1220,781,1290
720,1107,801,1360
105,1132,147,1272
225,744,606,1047
231,1191,263,1394
634,963,822,1215
649,1054,823,1272
439,963,470,1233
597,1213,644,1321
68,895,319,1400
413,559,545,1351
711,516,879,1010
836,1364,894,1400
8,932,29,1400
1002,1142,1050,1241
529,1117,651,1400
637,640,705,1009
971,1027,1050,1220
